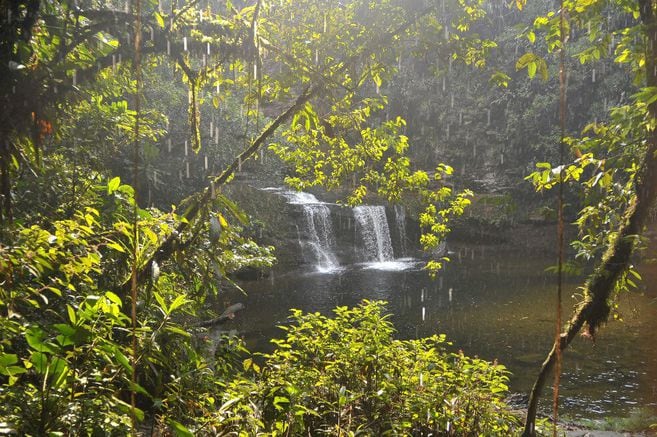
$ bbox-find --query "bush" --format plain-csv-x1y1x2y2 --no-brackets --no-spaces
215,300,521,435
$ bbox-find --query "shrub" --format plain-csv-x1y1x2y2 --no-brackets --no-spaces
215,300,521,435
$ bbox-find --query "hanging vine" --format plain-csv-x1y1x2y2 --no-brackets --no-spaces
552,0,567,433
130,0,143,432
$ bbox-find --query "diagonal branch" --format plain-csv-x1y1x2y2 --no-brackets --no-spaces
118,84,317,298
116,7,432,299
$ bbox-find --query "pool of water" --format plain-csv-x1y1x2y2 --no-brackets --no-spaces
222,239,657,420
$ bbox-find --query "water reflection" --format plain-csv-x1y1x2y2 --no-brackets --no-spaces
227,241,657,419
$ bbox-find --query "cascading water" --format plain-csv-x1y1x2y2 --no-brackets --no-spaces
353,205,394,262
394,204,407,257
281,191,339,273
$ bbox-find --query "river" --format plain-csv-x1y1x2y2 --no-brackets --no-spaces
220,187,657,421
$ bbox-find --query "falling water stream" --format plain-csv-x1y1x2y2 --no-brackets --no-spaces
276,190,339,273
394,204,408,257
353,205,395,262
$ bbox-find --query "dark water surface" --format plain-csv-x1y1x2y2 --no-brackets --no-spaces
225,239,657,420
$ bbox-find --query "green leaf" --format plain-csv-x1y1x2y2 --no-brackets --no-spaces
168,419,194,437
3,366,27,377
67,305,76,324
154,12,165,29
49,356,69,388
107,240,126,253
372,73,382,88
489,72,511,88
632,87,657,106
30,352,48,373
105,291,122,306
0,353,18,369
154,292,169,315
26,328,55,354
527,31,535,44
114,349,132,372
629,269,642,281
115,398,145,421
527,62,537,79
169,294,189,313
214,194,249,224
165,325,191,338
107,177,121,194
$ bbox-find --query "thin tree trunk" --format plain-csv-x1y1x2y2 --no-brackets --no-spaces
0,140,12,224
523,1,657,434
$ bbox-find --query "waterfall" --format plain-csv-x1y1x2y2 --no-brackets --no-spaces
354,206,394,262
282,191,339,272
394,204,407,257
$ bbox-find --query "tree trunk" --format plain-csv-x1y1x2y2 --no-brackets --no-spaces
523,1,657,434
0,140,12,224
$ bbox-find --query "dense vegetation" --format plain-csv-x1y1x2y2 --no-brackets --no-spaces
1,0,657,434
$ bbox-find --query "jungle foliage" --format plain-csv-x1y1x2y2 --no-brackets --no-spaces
1,0,656,434
0,0,520,434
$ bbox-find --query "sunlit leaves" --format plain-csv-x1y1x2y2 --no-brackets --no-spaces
273,96,471,273
107,176,121,194
516,52,548,80
489,71,511,87
154,12,166,29
633,87,657,108
216,301,519,434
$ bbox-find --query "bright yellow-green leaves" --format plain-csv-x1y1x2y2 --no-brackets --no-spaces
271,95,472,275
214,300,519,434
516,52,549,81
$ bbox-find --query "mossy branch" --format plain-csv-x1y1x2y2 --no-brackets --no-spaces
523,1,657,433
